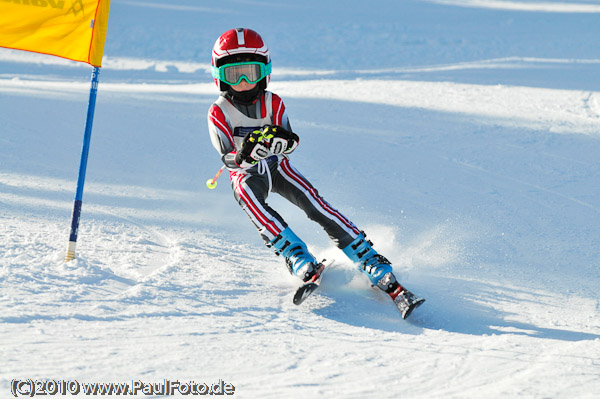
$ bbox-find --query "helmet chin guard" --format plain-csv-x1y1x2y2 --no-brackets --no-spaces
211,28,271,91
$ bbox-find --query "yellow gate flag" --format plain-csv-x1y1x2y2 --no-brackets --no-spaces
0,0,111,67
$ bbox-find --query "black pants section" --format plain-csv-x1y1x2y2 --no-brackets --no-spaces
231,157,360,248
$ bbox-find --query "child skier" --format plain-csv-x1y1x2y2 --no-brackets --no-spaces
207,28,424,318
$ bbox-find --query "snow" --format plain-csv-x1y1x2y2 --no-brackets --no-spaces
425,0,600,13
1,0,599,398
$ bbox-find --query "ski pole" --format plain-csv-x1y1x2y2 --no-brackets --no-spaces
206,165,226,189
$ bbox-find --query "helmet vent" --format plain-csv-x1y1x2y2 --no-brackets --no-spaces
235,28,245,46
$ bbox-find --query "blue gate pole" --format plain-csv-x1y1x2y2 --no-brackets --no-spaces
65,66,101,262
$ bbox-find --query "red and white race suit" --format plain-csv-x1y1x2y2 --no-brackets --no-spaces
207,91,361,247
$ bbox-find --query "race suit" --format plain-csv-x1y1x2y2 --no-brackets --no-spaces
207,90,361,248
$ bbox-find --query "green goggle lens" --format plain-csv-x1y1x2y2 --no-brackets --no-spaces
212,61,272,86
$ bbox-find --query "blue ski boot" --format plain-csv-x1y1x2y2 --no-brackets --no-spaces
269,227,318,282
343,232,425,319
342,232,397,291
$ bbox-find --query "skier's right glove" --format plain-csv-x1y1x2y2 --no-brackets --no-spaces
235,129,271,167
260,125,300,155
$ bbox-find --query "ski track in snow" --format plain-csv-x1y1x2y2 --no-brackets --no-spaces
2,1,600,397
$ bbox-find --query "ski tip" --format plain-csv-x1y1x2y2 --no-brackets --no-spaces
402,298,425,320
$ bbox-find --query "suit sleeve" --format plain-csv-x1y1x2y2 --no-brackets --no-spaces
271,93,298,154
271,93,293,132
207,104,238,168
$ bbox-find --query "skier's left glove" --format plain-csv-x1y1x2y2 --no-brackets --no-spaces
260,125,300,155
235,129,271,167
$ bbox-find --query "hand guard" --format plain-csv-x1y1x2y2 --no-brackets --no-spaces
235,129,271,166
260,125,299,155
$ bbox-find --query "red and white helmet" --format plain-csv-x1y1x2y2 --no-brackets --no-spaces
211,28,271,91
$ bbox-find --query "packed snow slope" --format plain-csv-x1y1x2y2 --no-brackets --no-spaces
1,0,600,398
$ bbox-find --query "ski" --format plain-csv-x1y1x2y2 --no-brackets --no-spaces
293,259,332,305
389,286,425,319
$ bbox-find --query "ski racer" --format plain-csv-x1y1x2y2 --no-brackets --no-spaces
207,28,424,318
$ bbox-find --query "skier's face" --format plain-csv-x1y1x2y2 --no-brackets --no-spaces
230,80,257,92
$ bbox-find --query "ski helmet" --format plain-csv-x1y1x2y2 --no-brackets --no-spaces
211,28,271,91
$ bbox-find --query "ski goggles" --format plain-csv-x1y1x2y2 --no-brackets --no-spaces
212,61,272,86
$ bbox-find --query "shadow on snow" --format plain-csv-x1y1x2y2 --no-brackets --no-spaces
311,268,600,342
